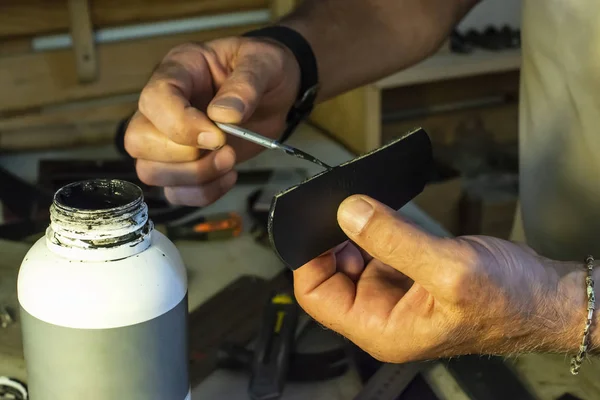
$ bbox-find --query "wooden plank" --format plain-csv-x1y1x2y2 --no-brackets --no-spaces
0,24,262,114
0,98,135,132
310,85,381,155
0,99,136,151
0,122,120,152
0,0,268,39
376,49,521,90
0,37,32,57
67,0,98,83
381,71,519,114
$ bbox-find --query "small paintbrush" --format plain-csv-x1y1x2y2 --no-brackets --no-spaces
215,122,332,170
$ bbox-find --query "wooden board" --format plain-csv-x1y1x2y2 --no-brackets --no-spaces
0,0,268,39
1,121,120,152
0,37,32,57
0,98,136,151
310,85,381,155
381,71,519,114
376,49,521,90
0,24,262,114
0,98,135,132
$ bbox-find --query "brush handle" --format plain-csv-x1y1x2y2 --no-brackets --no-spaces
215,122,281,150
215,122,330,169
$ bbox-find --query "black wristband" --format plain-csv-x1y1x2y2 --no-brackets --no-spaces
243,26,319,142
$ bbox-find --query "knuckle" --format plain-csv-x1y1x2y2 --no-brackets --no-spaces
138,84,158,115
166,42,203,57
163,188,181,206
193,160,218,185
124,128,143,159
440,239,490,307
227,78,259,101
239,67,262,87
135,162,160,187
192,188,213,208
442,265,478,307
374,231,404,261
369,224,411,264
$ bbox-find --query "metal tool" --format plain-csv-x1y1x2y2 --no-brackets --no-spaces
215,123,332,170
216,311,349,385
248,292,299,400
353,362,426,400
164,212,243,241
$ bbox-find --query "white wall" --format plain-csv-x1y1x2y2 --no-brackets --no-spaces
457,0,522,32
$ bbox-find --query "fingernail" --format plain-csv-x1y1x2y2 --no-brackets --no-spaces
214,148,236,172
338,197,374,234
211,97,245,114
197,131,222,149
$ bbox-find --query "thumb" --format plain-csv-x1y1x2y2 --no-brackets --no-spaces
337,195,459,288
207,52,274,124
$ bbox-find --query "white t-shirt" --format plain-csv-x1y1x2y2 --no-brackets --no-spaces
519,0,600,260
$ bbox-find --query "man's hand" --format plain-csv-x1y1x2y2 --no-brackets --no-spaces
294,195,588,362
124,37,300,206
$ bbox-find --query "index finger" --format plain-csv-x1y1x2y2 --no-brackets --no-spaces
138,46,224,149
293,249,356,334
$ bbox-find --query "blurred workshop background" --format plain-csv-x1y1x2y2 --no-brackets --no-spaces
1,1,598,400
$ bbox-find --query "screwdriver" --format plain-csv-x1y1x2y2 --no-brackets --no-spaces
215,122,332,170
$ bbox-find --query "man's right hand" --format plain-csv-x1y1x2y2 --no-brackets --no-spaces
125,37,301,206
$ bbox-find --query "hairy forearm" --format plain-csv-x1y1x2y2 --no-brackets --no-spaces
280,0,479,101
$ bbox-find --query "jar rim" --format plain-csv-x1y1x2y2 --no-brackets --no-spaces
47,179,152,260
53,179,143,214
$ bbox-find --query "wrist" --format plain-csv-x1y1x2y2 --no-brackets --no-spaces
544,260,599,354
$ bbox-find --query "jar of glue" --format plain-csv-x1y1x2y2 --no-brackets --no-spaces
17,179,190,400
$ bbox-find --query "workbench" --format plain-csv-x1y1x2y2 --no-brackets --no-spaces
1,124,600,399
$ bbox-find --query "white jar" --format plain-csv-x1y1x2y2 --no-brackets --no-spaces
17,179,190,400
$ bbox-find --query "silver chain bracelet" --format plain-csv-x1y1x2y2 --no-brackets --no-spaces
570,255,596,375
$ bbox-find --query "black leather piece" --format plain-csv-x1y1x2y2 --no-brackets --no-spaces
268,128,433,270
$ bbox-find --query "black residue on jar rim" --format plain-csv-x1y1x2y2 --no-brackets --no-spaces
54,179,143,212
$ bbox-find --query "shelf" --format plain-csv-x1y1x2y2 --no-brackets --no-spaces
376,48,521,89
